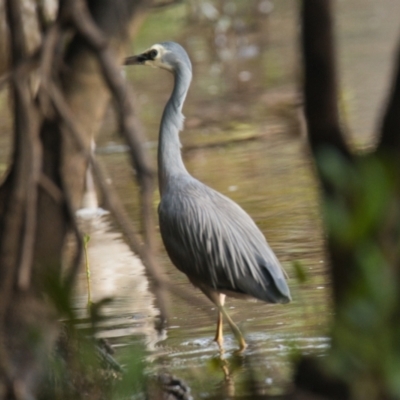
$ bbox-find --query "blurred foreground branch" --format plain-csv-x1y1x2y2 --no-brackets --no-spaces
297,0,400,399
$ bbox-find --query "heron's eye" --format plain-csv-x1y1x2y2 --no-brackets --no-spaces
149,49,158,59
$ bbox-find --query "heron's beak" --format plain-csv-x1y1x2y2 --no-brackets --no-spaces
124,53,147,65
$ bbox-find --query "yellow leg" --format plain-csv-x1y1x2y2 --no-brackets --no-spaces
198,287,246,352
214,311,224,348
218,303,247,352
214,294,225,349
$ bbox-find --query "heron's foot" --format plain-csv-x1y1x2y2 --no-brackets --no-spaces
227,319,247,352
234,335,247,354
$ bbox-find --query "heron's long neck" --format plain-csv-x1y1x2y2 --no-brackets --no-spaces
158,67,192,195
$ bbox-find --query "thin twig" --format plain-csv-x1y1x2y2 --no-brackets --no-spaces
16,78,42,290
62,173,85,291
38,24,61,117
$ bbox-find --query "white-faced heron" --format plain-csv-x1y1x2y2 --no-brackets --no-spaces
125,42,291,351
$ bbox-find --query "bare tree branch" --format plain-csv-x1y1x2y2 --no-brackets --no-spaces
16,77,42,290
37,24,60,117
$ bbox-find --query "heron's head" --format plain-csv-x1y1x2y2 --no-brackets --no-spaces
125,41,192,74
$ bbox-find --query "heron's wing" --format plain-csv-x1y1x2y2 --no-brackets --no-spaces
158,178,291,304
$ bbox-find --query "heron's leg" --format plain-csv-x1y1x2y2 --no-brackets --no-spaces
214,294,225,348
217,304,247,352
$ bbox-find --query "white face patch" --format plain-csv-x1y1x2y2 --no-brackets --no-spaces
144,44,173,71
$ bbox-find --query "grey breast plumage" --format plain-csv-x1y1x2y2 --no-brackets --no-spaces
158,174,291,304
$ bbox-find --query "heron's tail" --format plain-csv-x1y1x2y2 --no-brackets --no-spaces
236,259,291,304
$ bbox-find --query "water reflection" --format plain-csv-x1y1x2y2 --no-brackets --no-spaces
74,213,162,350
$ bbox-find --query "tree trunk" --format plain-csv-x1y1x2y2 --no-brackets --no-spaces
297,0,400,398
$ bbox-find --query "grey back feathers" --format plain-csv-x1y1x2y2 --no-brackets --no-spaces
159,176,290,303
